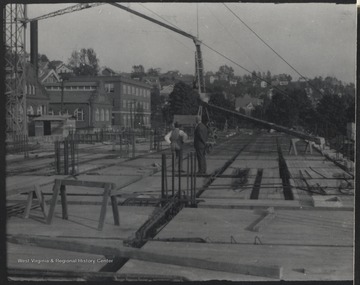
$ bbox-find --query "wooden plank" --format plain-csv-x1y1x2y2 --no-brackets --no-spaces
251,207,276,232
34,184,48,218
98,184,111,231
59,179,114,189
46,180,62,224
22,191,34,219
7,234,283,279
60,185,68,220
111,196,120,226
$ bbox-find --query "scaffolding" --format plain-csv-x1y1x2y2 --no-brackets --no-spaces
5,4,27,138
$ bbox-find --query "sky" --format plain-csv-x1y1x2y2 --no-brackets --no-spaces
26,2,356,84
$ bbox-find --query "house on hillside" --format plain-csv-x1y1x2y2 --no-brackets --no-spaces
101,67,118,76
235,95,263,116
160,84,174,98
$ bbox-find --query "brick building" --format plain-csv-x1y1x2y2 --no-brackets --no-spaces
43,80,112,132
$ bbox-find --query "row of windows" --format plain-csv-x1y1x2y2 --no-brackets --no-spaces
45,86,97,91
47,108,85,121
122,100,150,111
122,114,150,126
27,105,46,115
95,108,110,122
25,84,36,95
122,84,150,98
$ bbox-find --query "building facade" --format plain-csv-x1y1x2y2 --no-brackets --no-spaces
43,80,112,132
44,75,152,131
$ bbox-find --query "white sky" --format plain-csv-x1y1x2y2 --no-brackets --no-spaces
26,3,356,83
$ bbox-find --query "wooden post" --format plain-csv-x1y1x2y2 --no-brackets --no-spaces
46,180,62,224
98,184,111,231
60,185,68,220
111,195,120,226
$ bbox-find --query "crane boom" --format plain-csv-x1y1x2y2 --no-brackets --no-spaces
24,3,104,23
109,3,206,93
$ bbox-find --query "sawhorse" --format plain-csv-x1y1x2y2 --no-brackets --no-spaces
289,138,313,156
46,179,119,231
7,185,48,219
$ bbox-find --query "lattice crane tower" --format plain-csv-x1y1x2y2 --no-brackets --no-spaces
4,4,27,138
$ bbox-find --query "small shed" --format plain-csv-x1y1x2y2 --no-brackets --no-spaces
31,115,76,137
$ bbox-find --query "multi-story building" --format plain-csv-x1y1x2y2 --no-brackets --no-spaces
25,63,50,126
43,80,112,132
44,75,152,130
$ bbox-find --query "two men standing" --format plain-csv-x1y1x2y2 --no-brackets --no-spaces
165,115,208,174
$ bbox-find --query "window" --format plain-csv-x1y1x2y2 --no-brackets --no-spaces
100,108,105,121
127,85,130,94
24,84,27,94
95,108,99,121
32,85,36,95
74,108,84,121
27,106,34,115
105,109,110,121
36,105,42,115
48,108,54,116
105,83,114,93
122,84,126,94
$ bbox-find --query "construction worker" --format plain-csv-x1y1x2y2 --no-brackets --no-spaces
194,115,208,174
165,122,188,171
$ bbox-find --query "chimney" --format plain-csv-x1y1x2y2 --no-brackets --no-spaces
30,20,38,77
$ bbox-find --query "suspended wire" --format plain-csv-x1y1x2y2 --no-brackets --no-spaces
206,4,262,71
125,4,292,98
222,3,323,96
136,3,219,70
201,41,289,97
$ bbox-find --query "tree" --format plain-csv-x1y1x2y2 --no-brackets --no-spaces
150,86,165,127
216,65,234,80
68,48,99,76
208,92,234,129
147,67,160,77
168,81,200,123
38,54,49,63
131,65,145,79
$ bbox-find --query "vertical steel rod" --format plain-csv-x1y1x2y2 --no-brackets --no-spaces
187,153,189,203
178,151,181,199
172,152,175,197
161,154,165,207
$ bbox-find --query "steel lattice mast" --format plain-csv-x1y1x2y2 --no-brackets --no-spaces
5,4,27,138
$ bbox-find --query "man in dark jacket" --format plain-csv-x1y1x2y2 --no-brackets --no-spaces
194,115,208,174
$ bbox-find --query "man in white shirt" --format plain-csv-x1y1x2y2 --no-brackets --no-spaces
164,122,188,171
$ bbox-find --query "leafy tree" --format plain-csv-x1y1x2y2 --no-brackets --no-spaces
167,81,200,123
131,65,146,79
38,54,49,62
68,48,99,76
150,86,165,127
216,65,234,80
208,92,234,129
147,67,160,77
